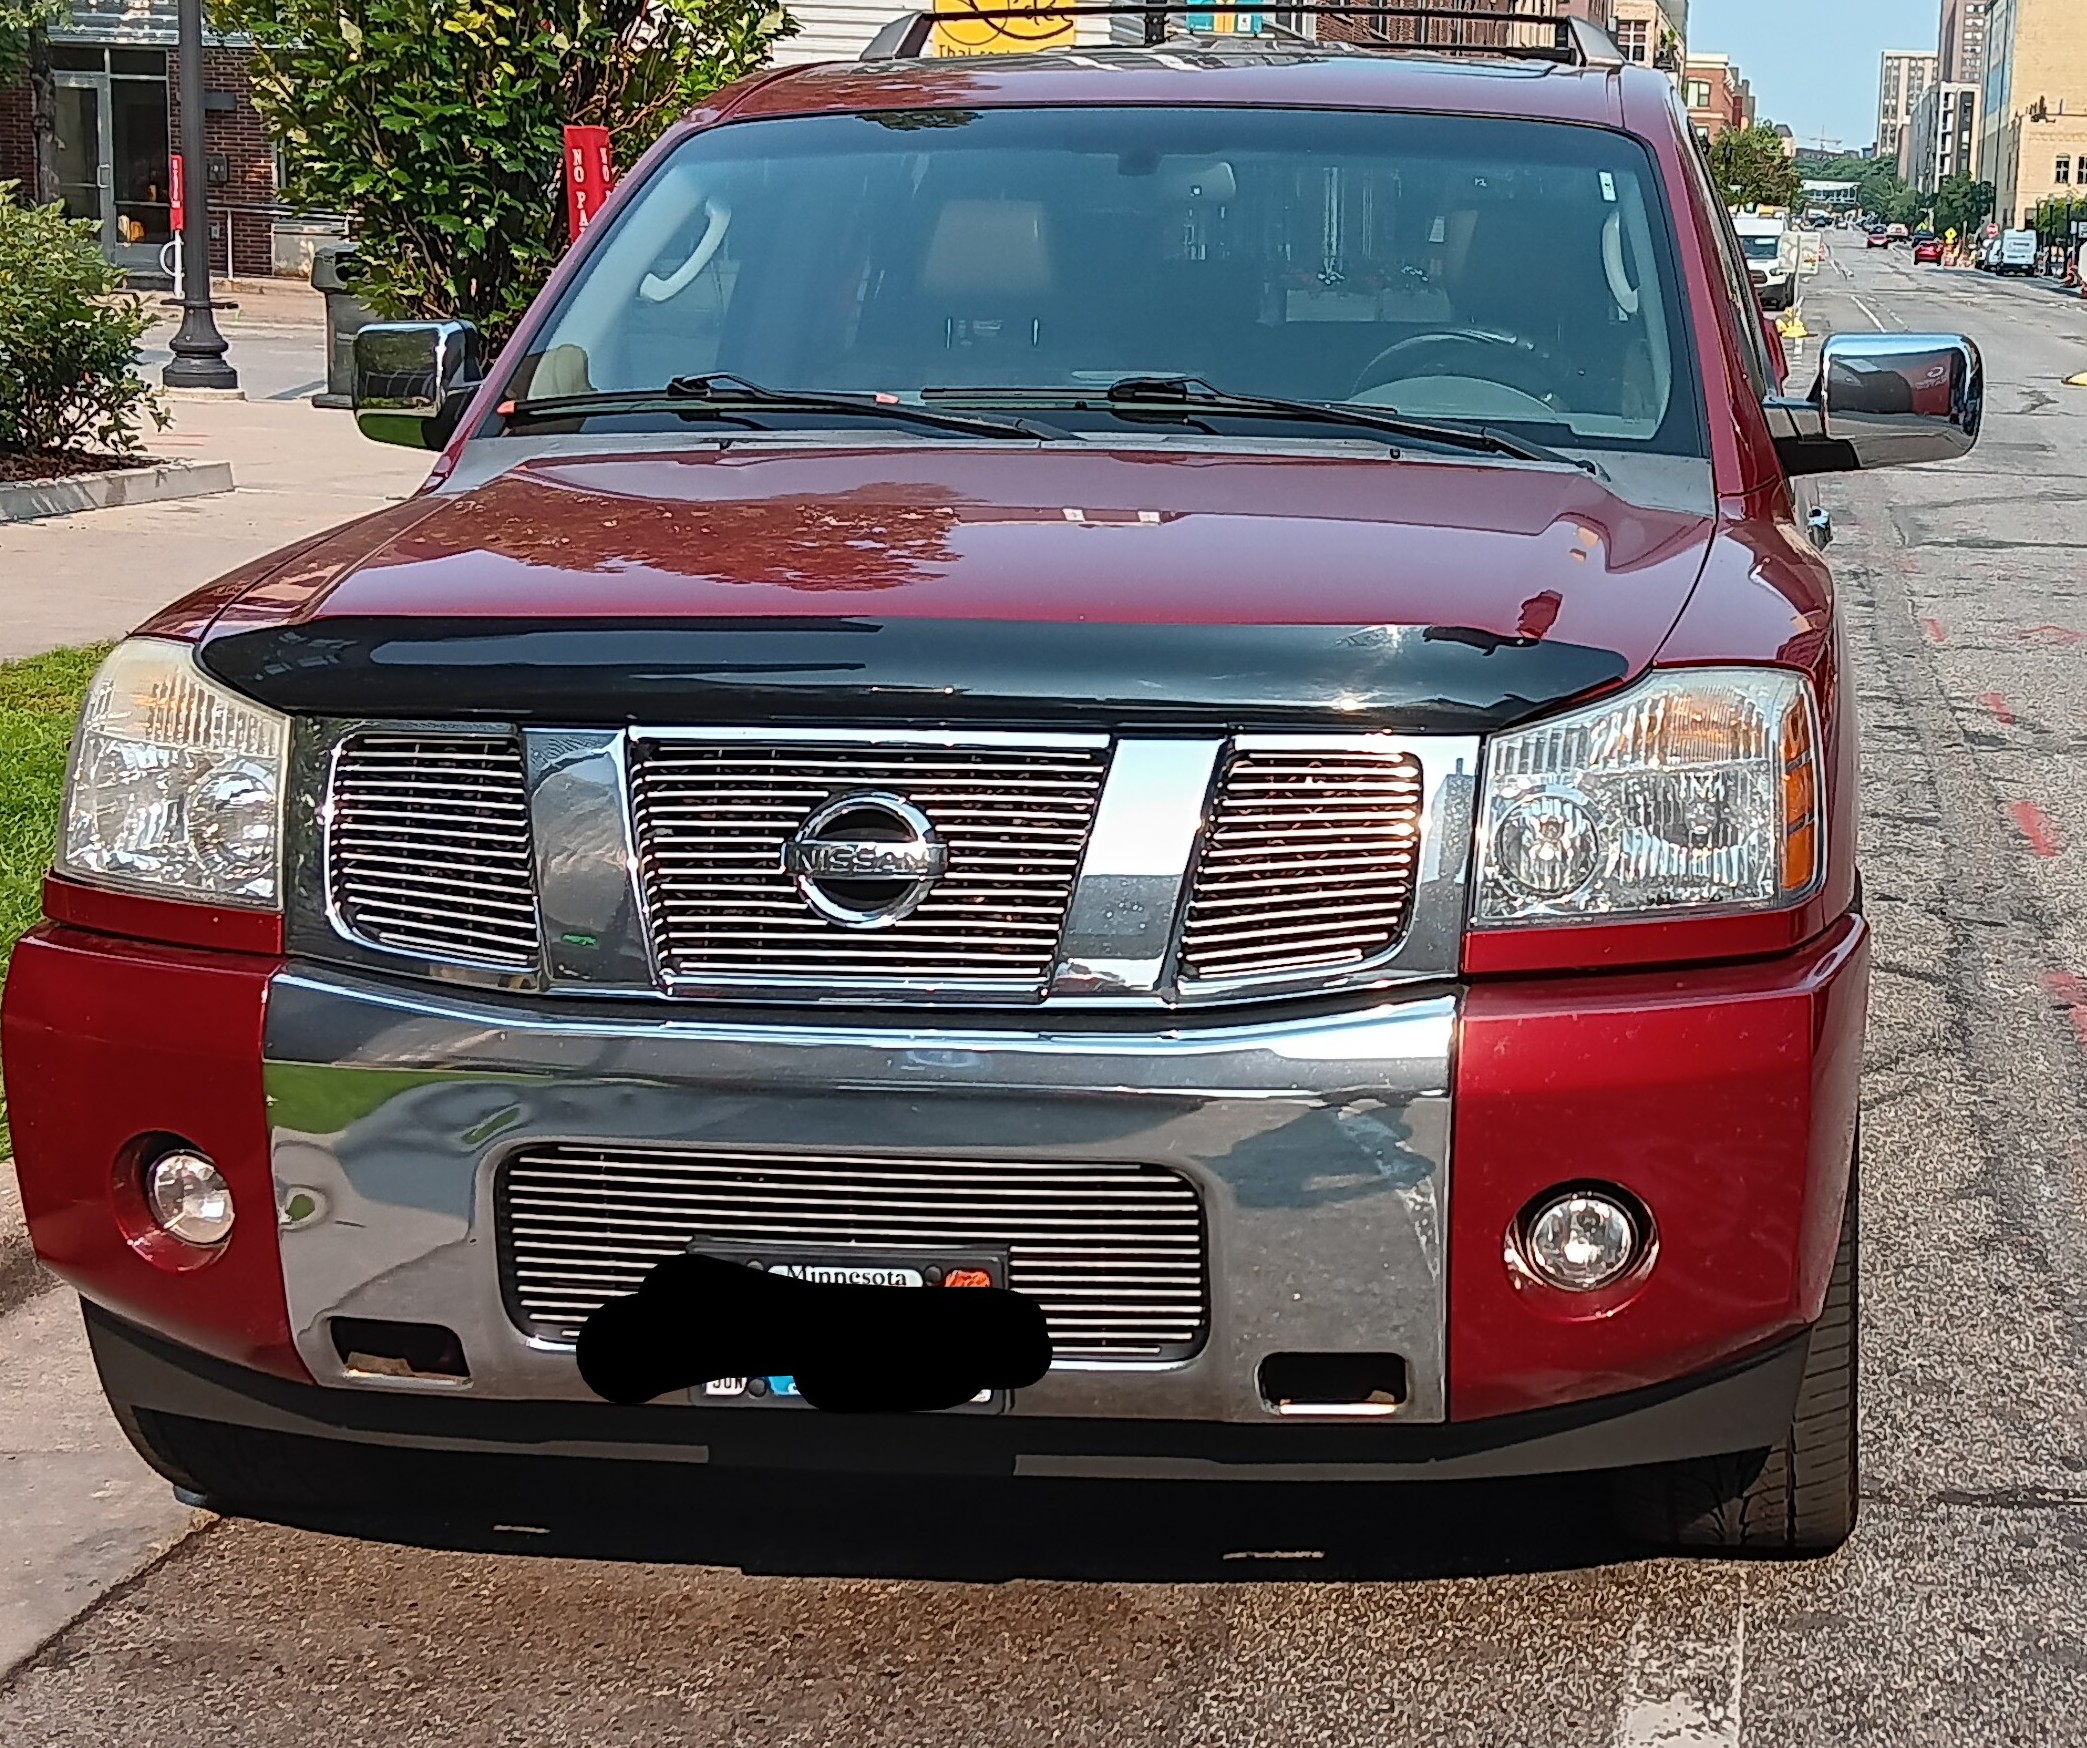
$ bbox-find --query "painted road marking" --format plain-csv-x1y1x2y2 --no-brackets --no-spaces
1977,693,2018,727
2009,799,2067,859
1612,1594,1743,1748
1920,617,1947,645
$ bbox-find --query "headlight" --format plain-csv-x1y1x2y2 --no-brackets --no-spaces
60,638,289,908
1474,668,1821,926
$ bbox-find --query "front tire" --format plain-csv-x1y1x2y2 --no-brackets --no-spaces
1608,1149,1858,1556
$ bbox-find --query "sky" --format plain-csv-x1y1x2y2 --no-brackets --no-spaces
1686,0,1939,153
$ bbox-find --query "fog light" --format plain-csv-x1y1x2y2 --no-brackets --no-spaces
145,1150,234,1247
1523,1190,1640,1292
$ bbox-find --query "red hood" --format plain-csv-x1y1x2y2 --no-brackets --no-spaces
197,446,1714,729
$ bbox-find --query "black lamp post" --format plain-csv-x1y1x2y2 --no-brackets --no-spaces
162,0,237,390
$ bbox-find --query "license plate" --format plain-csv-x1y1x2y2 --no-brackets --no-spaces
685,1246,1010,1413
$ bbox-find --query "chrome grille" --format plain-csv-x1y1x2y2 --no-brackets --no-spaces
326,733,540,971
630,736,1108,993
1179,744,1424,983
499,1143,1208,1363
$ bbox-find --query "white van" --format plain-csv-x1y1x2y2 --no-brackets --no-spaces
1731,212,1797,309
1995,230,2039,275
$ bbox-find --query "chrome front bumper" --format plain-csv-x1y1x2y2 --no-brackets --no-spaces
265,964,1455,1423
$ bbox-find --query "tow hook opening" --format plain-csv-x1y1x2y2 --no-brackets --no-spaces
1257,1353,1407,1417
330,1317,472,1384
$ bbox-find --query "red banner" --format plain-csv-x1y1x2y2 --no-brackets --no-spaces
564,125,614,240
169,152,184,233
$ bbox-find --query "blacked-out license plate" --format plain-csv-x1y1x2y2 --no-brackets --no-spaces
684,1247,1010,1413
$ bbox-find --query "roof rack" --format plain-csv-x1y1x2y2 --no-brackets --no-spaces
859,5,1626,65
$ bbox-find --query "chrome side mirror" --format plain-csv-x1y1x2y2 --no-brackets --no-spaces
353,320,484,451
1766,333,1982,477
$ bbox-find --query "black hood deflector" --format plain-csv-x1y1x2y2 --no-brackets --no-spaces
199,615,1631,733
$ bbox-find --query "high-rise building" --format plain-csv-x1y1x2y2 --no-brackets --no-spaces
1907,82,1983,193
1941,0,1990,86
1879,49,1941,173
1981,0,2087,228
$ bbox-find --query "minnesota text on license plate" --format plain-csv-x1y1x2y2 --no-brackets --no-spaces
691,1248,1007,1408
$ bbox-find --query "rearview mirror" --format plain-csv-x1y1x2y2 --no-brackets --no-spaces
1767,333,1982,476
353,320,484,451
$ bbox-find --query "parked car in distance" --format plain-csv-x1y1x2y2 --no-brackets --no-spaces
1914,237,1944,265
1,15,1988,1564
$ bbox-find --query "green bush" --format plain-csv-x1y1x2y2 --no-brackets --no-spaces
0,184,164,456
217,0,792,344
0,642,110,1156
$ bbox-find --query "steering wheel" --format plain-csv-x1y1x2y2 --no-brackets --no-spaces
1351,328,1568,406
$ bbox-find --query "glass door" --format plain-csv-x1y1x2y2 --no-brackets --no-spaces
108,66,172,272
54,74,109,242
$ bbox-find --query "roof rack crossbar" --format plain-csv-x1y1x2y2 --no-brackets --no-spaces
858,5,1626,65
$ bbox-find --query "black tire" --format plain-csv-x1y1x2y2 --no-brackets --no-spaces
1608,1149,1858,1557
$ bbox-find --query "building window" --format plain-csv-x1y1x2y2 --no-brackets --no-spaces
1615,18,1646,62
1686,79,1710,108
2060,157,2074,185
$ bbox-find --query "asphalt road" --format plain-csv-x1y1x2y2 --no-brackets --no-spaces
6,245,2087,1746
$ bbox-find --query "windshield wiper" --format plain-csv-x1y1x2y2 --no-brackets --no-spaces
923,375,1599,473
501,373,1067,442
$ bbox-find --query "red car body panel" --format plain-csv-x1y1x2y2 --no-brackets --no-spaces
205,448,1714,651
1450,915,1866,1419
1,925,301,1380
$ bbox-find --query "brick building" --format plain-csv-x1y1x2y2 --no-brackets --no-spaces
1608,0,1685,77
1684,52,1754,140
0,0,323,281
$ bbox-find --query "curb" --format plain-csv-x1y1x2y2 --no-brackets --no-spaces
0,459,235,525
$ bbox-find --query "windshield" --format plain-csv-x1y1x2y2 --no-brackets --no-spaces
1739,233,1784,262
515,107,1703,457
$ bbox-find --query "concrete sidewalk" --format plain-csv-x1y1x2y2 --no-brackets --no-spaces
0,1281,211,1681
0,394,430,662
146,275,329,330
0,1171,35,1319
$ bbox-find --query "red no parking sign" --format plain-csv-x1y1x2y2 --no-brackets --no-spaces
564,126,615,240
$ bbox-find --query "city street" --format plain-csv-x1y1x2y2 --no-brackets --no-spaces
4,242,2087,1745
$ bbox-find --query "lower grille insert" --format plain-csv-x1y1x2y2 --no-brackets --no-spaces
499,1143,1208,1364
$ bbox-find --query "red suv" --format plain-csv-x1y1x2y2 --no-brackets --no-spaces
4,19,1984,1557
